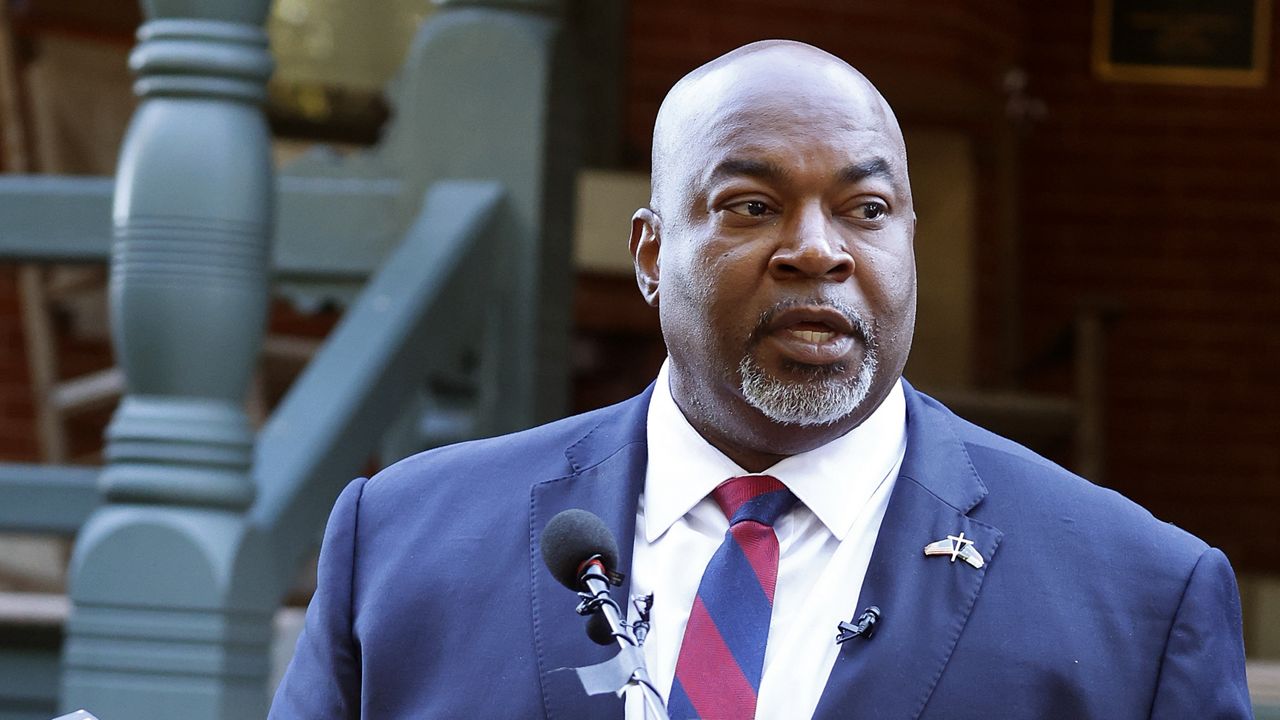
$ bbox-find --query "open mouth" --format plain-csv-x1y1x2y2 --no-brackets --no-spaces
787,322,839,345
757,307,862,366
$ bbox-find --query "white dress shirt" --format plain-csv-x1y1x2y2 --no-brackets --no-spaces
625,361,907,720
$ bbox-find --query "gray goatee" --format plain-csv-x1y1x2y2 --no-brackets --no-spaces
738,302,878,426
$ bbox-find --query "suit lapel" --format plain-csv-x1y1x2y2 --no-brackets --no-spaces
814,385,1004,720
529,388,651,720
526,383,1003,719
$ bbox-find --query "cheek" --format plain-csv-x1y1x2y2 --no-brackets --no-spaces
665,235,744,307
882,262,917,316
657,251,713,348
659,225,772,345
857,244,916,313
698,233,772,294
860,251,917,358
659,260,749,361
696,251,767,331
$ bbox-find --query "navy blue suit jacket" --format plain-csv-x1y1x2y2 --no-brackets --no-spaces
270,383,1250,719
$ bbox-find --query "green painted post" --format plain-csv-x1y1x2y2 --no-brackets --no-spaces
367,0,576,435
60,0,277,717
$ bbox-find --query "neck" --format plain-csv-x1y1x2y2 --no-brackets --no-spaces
669,377,886,473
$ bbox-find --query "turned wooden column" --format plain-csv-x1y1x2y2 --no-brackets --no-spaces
61,0,277,716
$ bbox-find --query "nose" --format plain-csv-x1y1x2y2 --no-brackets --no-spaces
768,204,854,282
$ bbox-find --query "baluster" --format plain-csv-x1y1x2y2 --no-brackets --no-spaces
61,0,276,716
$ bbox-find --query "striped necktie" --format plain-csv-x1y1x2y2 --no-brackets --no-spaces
668,475,798,720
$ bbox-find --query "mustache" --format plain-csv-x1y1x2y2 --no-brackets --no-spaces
746,298,874,348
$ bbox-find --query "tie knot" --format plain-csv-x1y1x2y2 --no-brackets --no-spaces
711,475,797,527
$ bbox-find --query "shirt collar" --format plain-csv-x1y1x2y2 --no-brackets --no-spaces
643,359,907,543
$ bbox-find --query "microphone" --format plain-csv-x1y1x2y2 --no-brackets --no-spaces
836,605,881,644
540,508,624,645
540,508,621,591
540,509,669,719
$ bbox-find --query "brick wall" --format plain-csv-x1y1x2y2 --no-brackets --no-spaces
1,2,1274,568
1019,3,1280,569
624,0,1024,165
624,1,1280,570
624,0,1028,386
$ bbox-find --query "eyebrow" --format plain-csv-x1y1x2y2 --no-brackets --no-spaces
707,156,896,187
838,157,893,184
708,158,790,185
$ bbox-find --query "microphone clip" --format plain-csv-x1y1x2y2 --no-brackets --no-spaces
577,554,625,586
836,606,881,644
630,593,654,646
574,555,626,619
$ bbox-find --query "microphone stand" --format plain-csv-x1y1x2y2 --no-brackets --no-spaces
576,558,670,720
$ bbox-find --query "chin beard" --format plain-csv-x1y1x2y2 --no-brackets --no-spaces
737,299,880,426
739,350,878,426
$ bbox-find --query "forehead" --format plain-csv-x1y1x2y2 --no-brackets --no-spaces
665,53,906,186
701,108,901,177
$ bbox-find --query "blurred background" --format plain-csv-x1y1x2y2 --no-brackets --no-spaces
0,0,1276,715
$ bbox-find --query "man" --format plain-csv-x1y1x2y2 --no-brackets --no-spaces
271,41,1250,719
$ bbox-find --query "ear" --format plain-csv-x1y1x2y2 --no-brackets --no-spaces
630,208,661,307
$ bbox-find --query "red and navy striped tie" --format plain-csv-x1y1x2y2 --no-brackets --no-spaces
668,475,798,720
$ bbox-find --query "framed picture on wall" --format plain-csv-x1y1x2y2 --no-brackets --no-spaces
1093,0,1272,87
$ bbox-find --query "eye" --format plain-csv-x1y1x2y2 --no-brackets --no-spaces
725,199,774,217
850,201,888,220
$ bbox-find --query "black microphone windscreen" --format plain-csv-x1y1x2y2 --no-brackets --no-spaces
585,609,616,645
540,509,620,590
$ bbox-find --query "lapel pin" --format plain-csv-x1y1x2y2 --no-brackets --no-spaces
924,532,984,569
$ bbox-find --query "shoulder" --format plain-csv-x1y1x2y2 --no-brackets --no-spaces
912,388,1210,566
904,388,1247,713
356,393,647,516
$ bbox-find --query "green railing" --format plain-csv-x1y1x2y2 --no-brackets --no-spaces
0,465,98,536
251,179,510,597
0,177,517,718
0,470,92,719
0,1,575,717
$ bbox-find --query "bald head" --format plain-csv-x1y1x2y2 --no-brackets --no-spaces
650,40,907,216
629,39,918,470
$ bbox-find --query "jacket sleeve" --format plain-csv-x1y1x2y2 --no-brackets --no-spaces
1148,547,1251,719
268,477,368,719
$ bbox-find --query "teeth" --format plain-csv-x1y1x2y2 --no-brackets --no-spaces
791,329,835,343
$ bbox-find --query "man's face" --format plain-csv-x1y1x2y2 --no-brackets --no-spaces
632,48,917,466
